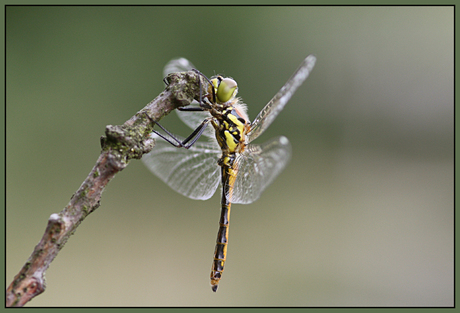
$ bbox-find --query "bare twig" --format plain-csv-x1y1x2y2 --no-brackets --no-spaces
6,70,205,307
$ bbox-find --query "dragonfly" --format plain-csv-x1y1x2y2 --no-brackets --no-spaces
142,55,316,292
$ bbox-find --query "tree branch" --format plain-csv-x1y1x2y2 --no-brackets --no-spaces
6,70,205,307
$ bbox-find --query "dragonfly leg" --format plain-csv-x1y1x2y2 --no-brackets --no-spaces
177,106,207,112
181,118,212,148
192,68,217,105
144,112,212,149
150,124,184,148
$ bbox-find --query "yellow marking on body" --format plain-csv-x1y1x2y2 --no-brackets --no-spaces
228,168,236,177
227,113,242,126
222,245,227,256
224,130,238,152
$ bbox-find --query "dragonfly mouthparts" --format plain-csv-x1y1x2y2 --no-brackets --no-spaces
212,285,218,292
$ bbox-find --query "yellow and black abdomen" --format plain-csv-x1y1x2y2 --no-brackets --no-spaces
210,162,237,292
210,106,249,292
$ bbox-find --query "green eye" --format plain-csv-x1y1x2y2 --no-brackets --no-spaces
216,78,238,103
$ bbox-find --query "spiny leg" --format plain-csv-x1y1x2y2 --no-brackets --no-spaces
144,112,211,149
144,68,216,148
192,68,217,104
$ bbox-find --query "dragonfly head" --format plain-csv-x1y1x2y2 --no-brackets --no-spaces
209,76,238,105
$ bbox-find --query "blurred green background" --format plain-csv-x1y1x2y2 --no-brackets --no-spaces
6,6,452,307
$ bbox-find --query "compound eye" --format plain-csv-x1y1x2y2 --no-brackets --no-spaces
216,78,238,103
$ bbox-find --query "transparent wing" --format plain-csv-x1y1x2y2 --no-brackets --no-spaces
176,110,215,139
247,55,316,143
231,136,292,204
163,57,195,76
142,133,221,200
163,57,215,138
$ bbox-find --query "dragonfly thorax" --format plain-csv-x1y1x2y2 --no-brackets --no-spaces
144,56,316,292
211,105,250,155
